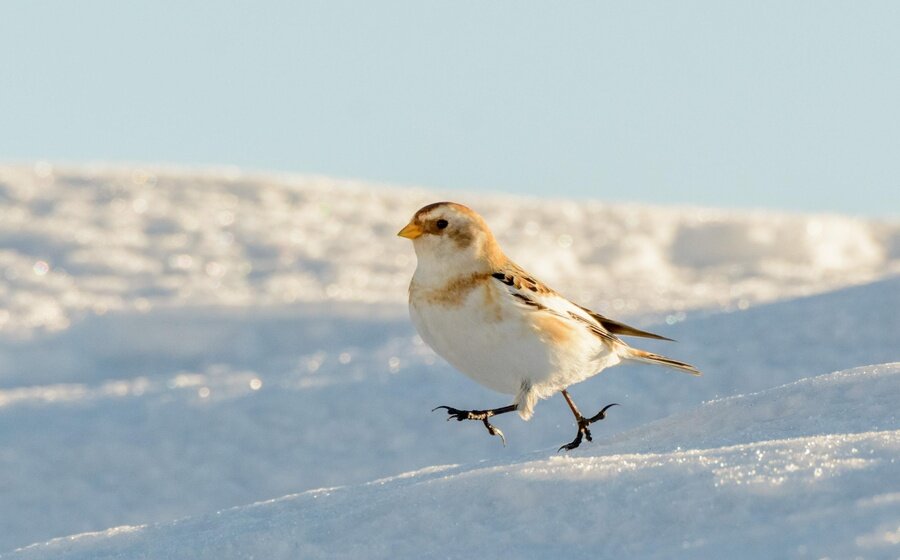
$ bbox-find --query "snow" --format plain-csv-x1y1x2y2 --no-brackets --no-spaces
0,163,898,557
1,163,897,339
10,364,900,560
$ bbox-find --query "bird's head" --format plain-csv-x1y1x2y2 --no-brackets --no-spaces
398,202,504,276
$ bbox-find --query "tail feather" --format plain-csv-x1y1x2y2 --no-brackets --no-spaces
624,348,701,376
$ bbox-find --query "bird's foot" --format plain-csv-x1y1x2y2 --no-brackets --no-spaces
433,405,491,422
432,405,507,446
558,403,618,452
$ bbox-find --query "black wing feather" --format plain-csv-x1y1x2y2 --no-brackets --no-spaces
576,305,675,342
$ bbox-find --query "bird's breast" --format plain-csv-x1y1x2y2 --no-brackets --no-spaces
408,284,554,394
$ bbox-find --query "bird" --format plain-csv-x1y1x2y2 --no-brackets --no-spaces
398,201,700,451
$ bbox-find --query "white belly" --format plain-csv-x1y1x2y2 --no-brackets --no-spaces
410,286,617,397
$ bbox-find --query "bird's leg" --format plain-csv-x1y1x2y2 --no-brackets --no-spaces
558,389,619,452
432,404,517,446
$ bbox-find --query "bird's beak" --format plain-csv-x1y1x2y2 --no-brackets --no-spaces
397,222,424,239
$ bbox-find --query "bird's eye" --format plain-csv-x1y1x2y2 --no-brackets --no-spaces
436,219,449,229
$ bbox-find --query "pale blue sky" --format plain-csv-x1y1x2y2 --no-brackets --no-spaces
1,1,898,216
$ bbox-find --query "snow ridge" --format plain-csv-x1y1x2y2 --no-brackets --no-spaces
2,164,897,338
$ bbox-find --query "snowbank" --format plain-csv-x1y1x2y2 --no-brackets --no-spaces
1,164,897,338
0,164,897,557
0,276,896,554
11,363,900,560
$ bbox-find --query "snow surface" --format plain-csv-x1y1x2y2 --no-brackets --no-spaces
1,164,898,339
11,364,900,560
0,163,898,557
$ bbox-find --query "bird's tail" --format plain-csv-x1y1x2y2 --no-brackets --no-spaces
622,347,701,376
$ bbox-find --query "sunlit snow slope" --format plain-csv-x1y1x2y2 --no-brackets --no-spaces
12,364,900,560
2,164,897,338
0,164,898,557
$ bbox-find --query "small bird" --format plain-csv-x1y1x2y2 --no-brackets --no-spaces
398,202,700,451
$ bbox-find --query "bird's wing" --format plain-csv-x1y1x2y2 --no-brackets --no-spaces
490,263,622,347
574,305,674,342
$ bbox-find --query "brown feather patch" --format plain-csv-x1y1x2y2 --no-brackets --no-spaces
410,201,502,255
532,312,576,345
414,271,493,308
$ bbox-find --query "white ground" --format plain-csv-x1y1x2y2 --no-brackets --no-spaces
0,164,898,558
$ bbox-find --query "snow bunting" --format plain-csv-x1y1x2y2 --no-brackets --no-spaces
399,202,700,450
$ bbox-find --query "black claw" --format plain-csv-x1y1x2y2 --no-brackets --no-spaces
588,403,619,424
432,405,459,414
433,405,470,421
482,419,507,446
432,405,508,444
559,403,618,451
558,429,585,452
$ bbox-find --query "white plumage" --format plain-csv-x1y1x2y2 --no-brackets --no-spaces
410,266,621,420
399,202,699,448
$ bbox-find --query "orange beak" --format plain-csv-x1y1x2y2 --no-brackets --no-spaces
397,222,424,239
